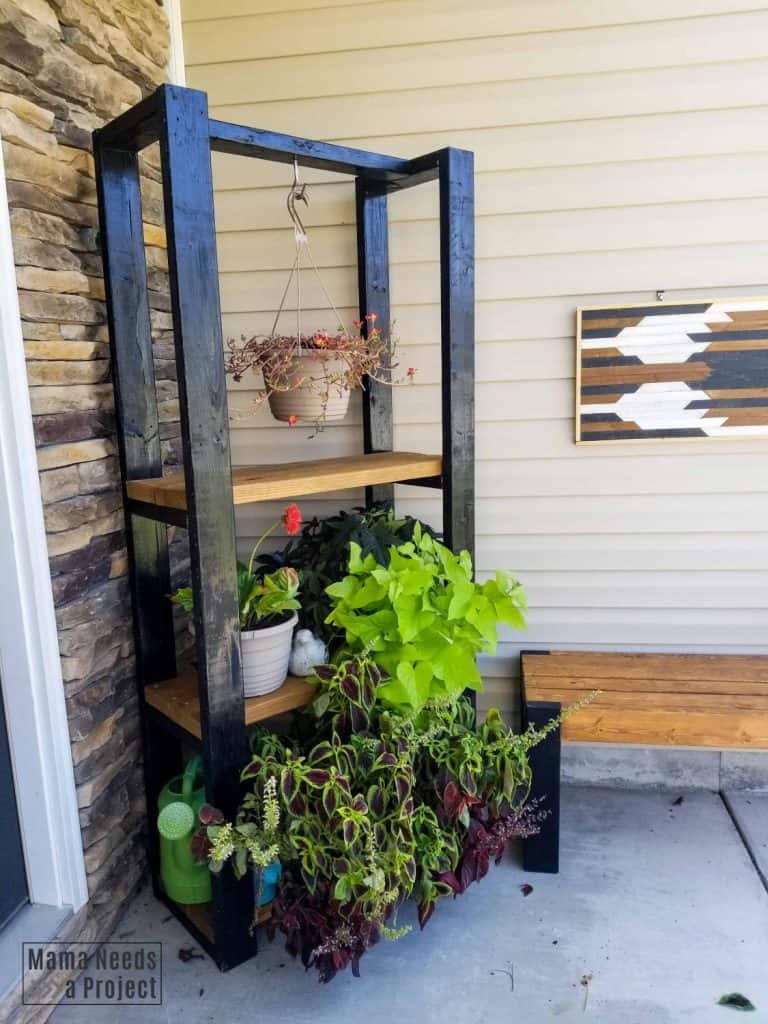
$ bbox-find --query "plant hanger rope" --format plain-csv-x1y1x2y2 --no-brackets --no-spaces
269,158,348,342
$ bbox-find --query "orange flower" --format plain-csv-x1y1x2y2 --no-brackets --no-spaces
282,503,302,535
287,414,298,426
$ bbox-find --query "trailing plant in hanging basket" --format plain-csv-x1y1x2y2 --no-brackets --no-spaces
224,314,415,430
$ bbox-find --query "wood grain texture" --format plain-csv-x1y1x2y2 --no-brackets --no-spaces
126,451,442,509
523,651,768,682
559,708,768,747
522,651,768,748
144,668,315,740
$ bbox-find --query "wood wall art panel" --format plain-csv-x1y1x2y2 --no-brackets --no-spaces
576,298,768,443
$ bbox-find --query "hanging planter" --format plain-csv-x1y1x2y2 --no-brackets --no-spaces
266,350,351,425
224,161,415,432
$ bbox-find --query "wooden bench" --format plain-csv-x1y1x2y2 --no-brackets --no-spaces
521,650,768,874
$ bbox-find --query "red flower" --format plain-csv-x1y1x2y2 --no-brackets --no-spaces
407,367,416,378
365,312,378,322
282,503,302,535
287,414,298,426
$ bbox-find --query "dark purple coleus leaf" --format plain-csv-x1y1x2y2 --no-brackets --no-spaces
322,785,337,817
395,775,410,803
361,681,375,709
343,819,357,845
352,794,367,814
305,769,331,787
190,828,212,864
313,665,335,681
341,673,362,703
350,705,369,733
438,870,463,895
280,768,297,800
443,781,463,819
308,742,334,763
418,900,436,930
198,803,225,826
368,786,384,816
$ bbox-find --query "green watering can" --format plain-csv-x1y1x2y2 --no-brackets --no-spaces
157,801,212,905
158,754,206,817
157,756,211,904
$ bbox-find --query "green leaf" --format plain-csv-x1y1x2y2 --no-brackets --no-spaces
447,580,474,620
718,994,756,1012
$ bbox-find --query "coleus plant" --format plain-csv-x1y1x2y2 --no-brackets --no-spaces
215,655,575,981
325,523,527,712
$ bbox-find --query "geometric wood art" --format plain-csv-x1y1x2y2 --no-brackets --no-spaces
576,297,768,442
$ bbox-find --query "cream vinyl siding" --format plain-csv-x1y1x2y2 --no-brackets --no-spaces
182,0,768,715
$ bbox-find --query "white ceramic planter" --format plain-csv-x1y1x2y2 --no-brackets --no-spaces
241,613,298,697
267,352,351,424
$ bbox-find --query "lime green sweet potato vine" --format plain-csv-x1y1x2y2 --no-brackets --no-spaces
325,524,527,712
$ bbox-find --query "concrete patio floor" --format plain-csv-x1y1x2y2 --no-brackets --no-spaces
54,786,768,1024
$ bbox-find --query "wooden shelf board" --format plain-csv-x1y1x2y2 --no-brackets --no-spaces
145,668,315,739
126,451,442,510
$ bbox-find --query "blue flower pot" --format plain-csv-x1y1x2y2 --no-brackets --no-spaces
253,860,282,906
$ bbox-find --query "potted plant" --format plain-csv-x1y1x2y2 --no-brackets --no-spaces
171,503,303,697
192,776,283,909
224,314,416,430
325,522,528,712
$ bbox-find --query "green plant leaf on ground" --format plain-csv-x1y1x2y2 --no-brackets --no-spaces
718,994,756,1011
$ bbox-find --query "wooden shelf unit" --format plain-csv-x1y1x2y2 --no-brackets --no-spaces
127,451,442,511
95,83,474,971
145,670,315,740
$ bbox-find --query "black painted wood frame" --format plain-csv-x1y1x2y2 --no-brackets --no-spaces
94,84,475,969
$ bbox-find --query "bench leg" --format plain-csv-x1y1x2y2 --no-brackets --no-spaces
522,699,561,874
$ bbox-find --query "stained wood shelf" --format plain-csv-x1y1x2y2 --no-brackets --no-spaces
127,451,442,511
144,668,315,740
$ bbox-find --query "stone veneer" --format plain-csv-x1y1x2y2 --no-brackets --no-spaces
0,1,180,1018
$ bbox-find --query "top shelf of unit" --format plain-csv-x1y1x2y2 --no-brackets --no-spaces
126,451,442,511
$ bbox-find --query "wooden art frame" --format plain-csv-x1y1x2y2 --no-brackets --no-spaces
575,297,768,444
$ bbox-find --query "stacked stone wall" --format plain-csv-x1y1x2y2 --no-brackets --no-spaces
0,2,178,1018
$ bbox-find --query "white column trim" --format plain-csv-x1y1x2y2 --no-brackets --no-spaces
0,137,88,911
165,0,187,86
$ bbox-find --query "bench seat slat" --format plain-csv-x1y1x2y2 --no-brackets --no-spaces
561,708,768,748
524,687,768,715
525,675,768,697
522,651,768,684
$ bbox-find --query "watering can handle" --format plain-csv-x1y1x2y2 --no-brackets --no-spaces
182,754,203,803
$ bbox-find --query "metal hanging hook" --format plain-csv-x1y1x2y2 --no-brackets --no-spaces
286,157,308,242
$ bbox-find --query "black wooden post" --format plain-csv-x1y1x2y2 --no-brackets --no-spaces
438,149,475,560
93,140,178,880
356,178,393,508
158,85,256,968
522,700,561,874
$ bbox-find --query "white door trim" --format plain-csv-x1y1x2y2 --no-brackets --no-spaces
0,137,88,911
164,0,186,86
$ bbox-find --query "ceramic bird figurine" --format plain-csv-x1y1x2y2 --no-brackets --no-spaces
289,629,328,677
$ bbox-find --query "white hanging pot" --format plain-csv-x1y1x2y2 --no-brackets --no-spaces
241,613,298,697
266,352,352,425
